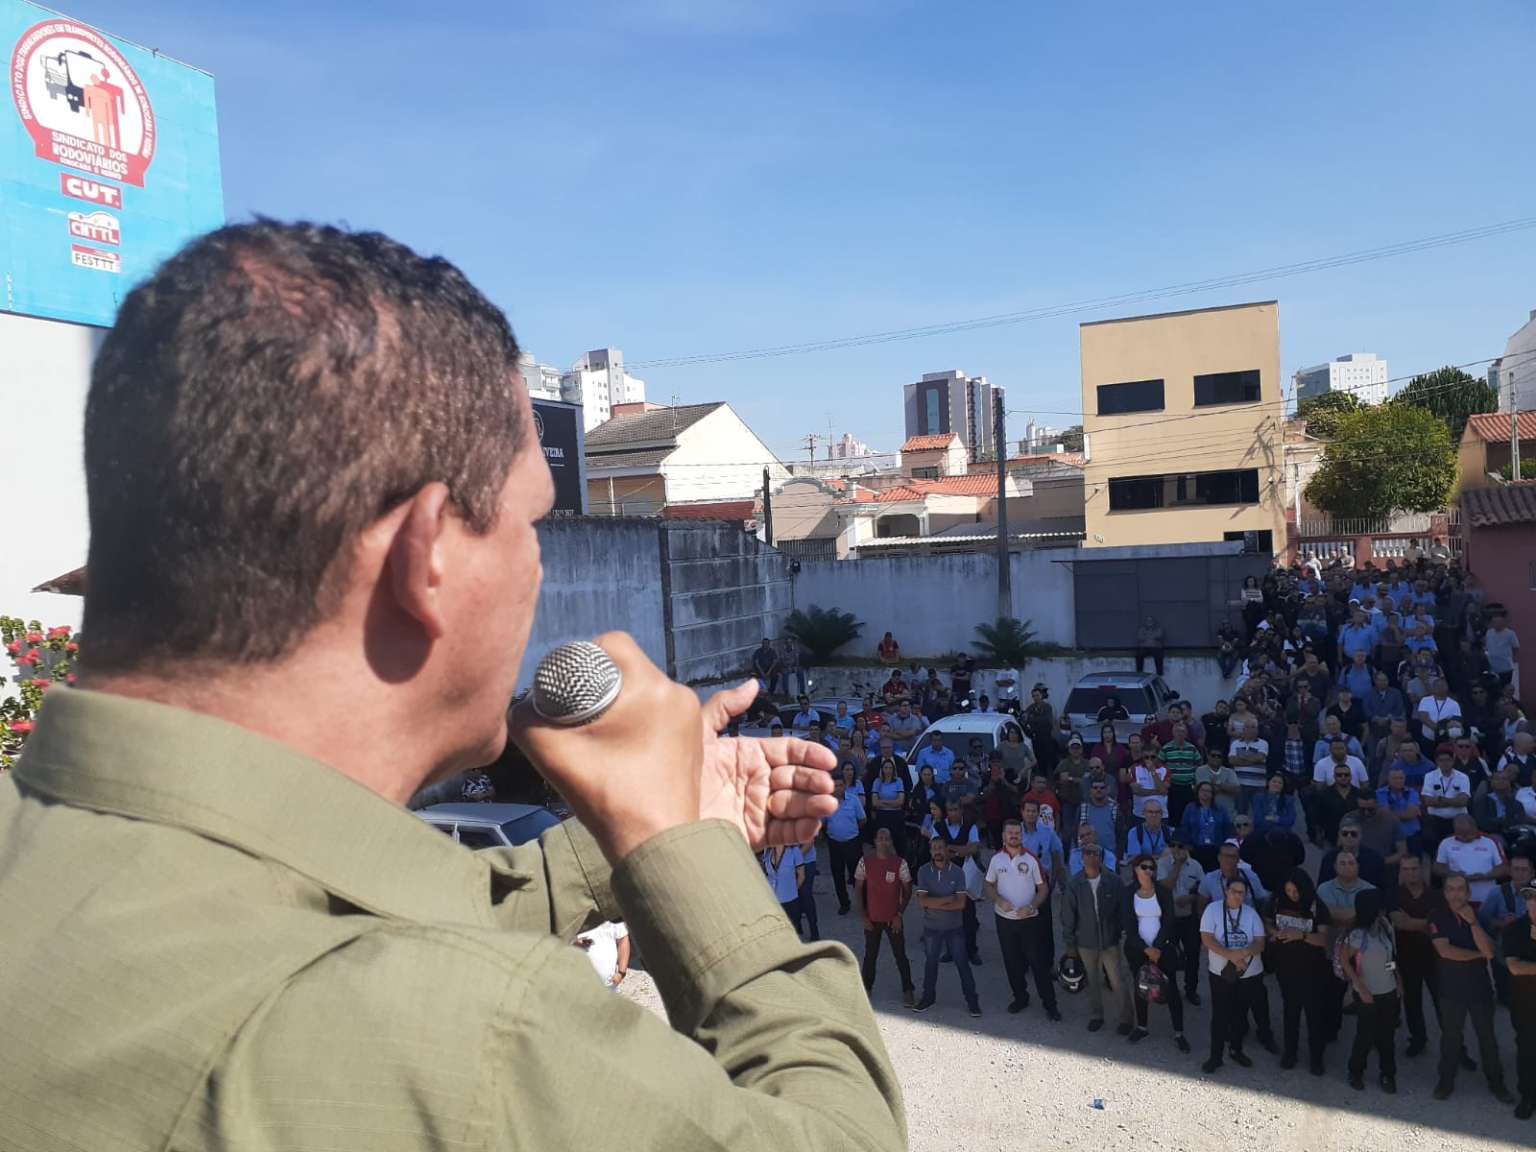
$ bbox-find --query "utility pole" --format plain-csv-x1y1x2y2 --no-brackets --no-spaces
994,388,1010,621
762,466,774,546
1511,386,1521,482
801,433,820,463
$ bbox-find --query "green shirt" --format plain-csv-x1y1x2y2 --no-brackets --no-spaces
0,689,905,1151
1160,741,1202,787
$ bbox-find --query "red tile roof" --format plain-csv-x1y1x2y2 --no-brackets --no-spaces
843,475,1002,503
1461,481,1536,528
1464,412,1536,444
663,500,755,521
901,434,959,452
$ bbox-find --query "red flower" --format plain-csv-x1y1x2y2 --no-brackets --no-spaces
66,673,77,685
4,641,19,656
8,720,33,735
65,642,79,654
47,626,71,639
15,653,37,667
24,632,43,645
31,680,50,693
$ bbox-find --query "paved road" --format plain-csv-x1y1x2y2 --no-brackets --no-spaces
620,864,1533,1152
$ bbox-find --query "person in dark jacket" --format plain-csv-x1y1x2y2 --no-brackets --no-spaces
1267,868,1334,1075
1122,854,1192,1051
1061,845,1132,1034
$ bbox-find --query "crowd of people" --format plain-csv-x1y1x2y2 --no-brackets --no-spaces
761,556,1536,1119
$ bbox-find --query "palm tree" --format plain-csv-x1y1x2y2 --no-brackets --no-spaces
784,605,864,662
972,616,1045,669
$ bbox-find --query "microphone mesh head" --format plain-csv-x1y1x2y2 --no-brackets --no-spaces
531,641,623,725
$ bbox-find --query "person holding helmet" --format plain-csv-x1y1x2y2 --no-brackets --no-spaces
1061,842,1132,1035
1121,853,1191,1052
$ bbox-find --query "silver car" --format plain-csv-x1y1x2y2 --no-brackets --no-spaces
1063,672,1180,742
417,803,562,850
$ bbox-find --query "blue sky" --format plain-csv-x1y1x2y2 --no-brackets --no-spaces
68,0,1536,459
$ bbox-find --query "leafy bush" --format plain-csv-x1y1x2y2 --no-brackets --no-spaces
2,618,80,770
784,605,864,662
972,617,1047,668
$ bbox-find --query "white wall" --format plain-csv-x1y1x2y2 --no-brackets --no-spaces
0,312,102,634
664,405,791,503
1501,310,1536,412
792,549,1078,652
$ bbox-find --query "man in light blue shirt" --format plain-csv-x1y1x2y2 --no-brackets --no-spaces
1019,800,1064,883
914,730,956,785
1312,715,1363,765
1339,651,1374,700
1197,840,1268,907
822,780,867,916
1338,611,1375,666
791,695,820,734
831,701,856,734
1068,824,1117,877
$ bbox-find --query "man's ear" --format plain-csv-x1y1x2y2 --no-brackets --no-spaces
387,482,452,641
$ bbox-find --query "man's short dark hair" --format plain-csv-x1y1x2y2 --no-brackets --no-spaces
83,221,525,670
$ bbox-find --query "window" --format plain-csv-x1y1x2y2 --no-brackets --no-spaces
1223,529,1274,555
1193,369,1261,407
1096,378,1164,416
454,827,505,851
910,466,940,479
1107,468,1261,511
1065,686,1156,717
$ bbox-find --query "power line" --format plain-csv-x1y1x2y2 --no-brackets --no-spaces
629,217,1536,369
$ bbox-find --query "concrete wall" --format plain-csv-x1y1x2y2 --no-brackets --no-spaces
1081,301,1286,549
664,523,792,683
517,518,791,688
792,548,1077,656
517,518,668,687
0,313,103,634
805,654,1236,718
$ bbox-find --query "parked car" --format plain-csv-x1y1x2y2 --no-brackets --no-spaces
1062,672,1180,742
911,712,1027,760
417,803,563,850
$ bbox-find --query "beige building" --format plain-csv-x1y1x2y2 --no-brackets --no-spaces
1080,301,1285,551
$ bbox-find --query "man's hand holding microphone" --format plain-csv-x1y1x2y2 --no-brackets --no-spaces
514,633,838,864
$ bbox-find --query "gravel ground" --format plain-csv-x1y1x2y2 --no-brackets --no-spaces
619,868,1533,1152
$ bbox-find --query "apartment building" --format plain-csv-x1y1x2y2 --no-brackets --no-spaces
1080,301,1285,552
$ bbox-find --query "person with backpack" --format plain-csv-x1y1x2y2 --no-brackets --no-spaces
1341,889,1401,1093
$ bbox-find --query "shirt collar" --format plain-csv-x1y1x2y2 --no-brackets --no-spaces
15,689,503,927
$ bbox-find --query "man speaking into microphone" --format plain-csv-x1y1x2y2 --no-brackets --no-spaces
0,222,905,1152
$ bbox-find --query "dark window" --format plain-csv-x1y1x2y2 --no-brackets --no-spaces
454,827,504,851
1064,686,1156,717
1224,529,1275,555
1193,369,1262,407
1096,378,1165,416
1108,468,1261,511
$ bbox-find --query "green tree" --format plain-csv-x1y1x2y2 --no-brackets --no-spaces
1304,405,1456,520
972,617,1047,668
1391,366,1499,443
1056,425,1084,453
1295,390,1362,437
783,605,864,662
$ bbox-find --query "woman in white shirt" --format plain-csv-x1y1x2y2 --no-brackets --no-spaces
1119,854,1190,1052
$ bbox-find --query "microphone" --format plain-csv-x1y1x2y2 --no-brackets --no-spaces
530,641,624,726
